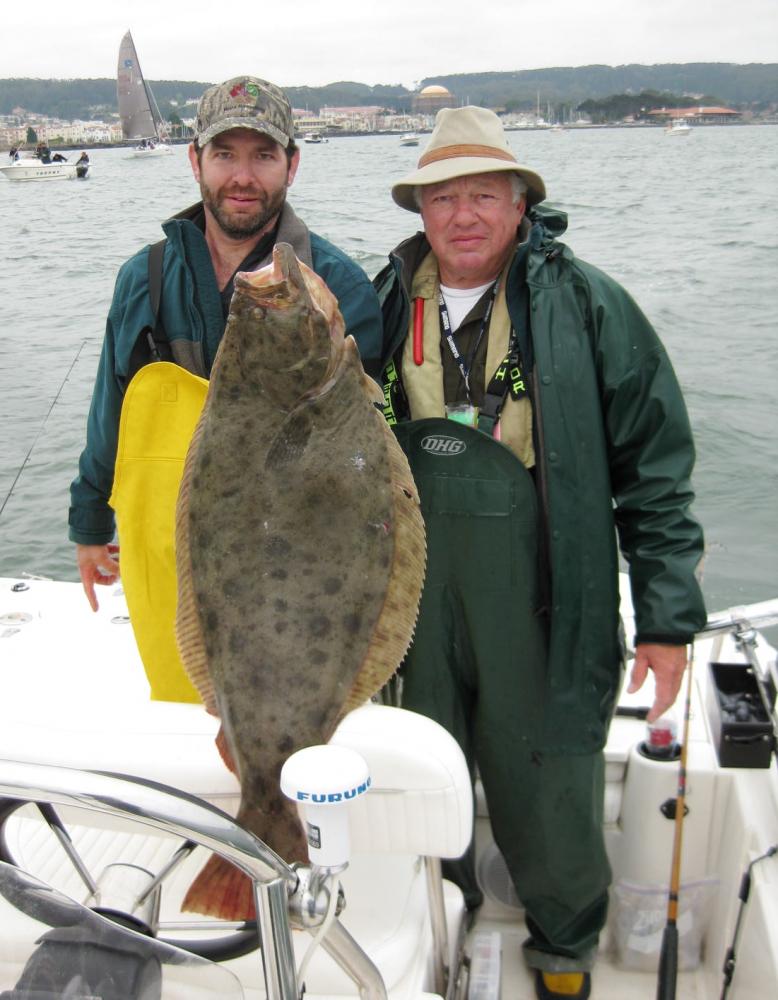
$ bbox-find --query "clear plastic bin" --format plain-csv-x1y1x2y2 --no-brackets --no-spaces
610,876,718,971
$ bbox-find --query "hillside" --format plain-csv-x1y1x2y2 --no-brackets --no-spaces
423,63,778,110
0,63,775,121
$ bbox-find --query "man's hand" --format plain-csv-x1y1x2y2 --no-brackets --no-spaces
628,643,689,722
76,544,120,612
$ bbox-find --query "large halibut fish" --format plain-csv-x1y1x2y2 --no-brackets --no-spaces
175,243,425,919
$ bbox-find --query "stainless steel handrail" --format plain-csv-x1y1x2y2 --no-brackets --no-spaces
318,919,388,1000
0,758,298,999
424,856,450,999
699,599,778,640
0,758,391,1000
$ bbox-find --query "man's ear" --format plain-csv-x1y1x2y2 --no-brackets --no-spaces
286,148,301,187
188,142,200,183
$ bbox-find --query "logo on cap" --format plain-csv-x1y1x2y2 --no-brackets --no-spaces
229,81,260,102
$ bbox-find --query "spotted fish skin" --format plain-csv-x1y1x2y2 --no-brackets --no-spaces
175,243,425,919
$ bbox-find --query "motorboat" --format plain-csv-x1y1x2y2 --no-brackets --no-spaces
399,133,420,147
117,30,174,159
665,118,692,137
303,132,327,144
0,151,89,181
0,572,776,999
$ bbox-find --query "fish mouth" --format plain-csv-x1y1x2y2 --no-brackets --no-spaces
235,243,307,307
272,243,307,292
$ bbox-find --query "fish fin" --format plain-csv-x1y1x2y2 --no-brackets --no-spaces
342,412,426,714
264,407,313,470
182,854,255,921
215,725,238,775
174,406,220,715
348,337,385,407
265,341,378,471
262,332,360,470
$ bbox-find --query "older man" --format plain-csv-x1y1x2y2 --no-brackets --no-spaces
373,106,706,999
69,76,382,699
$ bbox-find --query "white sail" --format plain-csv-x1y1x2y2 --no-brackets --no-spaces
117,31,168,142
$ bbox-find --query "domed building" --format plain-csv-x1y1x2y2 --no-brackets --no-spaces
412,84,456,115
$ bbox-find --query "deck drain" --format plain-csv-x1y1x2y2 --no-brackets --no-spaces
0,612,33,626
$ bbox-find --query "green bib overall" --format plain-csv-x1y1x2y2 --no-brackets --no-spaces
393,418,610,970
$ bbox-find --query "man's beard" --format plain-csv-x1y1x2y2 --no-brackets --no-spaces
201,179,287,240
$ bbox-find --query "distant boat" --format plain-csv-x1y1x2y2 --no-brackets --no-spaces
0,149,89,182
303,132,327,144
399,133,420,146
665,118,692,137
117,30,173,158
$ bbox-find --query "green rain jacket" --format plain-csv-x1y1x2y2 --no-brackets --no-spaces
69,201,383,546
373,206,707,752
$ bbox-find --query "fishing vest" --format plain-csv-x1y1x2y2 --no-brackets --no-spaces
398,251,535,468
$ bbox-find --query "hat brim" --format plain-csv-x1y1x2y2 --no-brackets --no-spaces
392,158,545,213
197,117,290,148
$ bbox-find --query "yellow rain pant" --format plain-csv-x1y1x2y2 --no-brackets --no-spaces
109,362,207,702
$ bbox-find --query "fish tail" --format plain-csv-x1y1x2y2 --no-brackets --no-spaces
181,853,256,920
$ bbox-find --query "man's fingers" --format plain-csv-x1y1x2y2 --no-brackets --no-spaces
648,673,685,723
647,695,673,724
76,546,120,613
627,657,648,695
81,574,99,613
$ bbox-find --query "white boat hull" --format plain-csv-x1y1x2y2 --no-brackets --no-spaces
0,162,82,181
128,144,174,158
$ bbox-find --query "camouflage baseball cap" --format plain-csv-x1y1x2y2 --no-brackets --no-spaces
195,76,294,148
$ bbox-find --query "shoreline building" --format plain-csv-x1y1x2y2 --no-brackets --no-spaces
646,105,742,125
412,85,456,115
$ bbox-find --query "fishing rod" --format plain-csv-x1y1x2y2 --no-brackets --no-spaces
654,600,778,1000
656,640,694,1000
0,339,88,521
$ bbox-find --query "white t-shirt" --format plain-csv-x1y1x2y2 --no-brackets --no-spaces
439,281,493,332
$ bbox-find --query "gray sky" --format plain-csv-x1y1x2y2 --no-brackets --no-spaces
3,0,777,88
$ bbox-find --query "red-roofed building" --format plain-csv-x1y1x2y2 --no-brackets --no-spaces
647,106,741,124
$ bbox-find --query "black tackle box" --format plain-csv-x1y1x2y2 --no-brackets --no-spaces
706,662,776,768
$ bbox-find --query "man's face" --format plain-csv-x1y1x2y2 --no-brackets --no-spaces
420,172,525,288
188,128,299,241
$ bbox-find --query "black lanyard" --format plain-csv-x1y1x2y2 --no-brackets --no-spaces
478,334,528,434
438,280,499,403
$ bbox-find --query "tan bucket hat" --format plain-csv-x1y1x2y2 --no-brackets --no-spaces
392,106,546,213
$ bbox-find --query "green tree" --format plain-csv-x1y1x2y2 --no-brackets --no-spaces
168,111,183,138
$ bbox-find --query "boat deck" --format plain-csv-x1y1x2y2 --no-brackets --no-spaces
0,575,776,998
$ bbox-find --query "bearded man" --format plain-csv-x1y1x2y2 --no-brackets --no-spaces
70,76,382,614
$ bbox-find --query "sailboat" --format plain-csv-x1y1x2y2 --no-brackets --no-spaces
117,30,173,158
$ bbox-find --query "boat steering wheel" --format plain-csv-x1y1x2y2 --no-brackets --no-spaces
0,797,261,963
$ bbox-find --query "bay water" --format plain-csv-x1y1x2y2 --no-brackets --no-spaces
0,125,776,619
